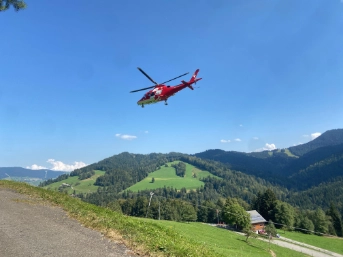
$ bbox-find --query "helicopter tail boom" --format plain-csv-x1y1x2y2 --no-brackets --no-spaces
181,69,202,90
181,80,194,90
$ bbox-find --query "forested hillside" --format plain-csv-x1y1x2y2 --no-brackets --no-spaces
286,144,343,189
194,131,343,191
80,155,288,207
287,178,343,212
39,129,343,236
193,149,293,185
288,129,343,156
42,152,185,192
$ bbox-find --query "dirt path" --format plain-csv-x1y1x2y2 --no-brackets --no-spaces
0,188,137,257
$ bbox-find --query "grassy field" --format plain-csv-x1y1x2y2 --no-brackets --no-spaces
43,170,105,194
283,149,298,158
148,220,308,257
277,229,343,255
0,180,307,257
127,161,220,192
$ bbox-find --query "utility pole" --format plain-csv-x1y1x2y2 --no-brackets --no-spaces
146,192,154,218
216,209,219,224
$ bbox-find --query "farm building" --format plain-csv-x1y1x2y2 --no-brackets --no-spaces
246,210,267,232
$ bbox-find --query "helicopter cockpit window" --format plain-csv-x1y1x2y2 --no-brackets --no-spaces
150,92,155,96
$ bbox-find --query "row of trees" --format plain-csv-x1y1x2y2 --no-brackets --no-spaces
88,187,343,238
250,189,343,237
171,162,186,177
78,170,95,180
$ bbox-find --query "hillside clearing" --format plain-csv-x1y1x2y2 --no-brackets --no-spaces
43,170,105,194
126,161,220,192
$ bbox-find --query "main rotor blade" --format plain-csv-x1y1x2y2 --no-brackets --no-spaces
130,85,156,93
160,72,189,84
137,67,157,85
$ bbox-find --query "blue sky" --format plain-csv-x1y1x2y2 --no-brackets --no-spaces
1,0,343,171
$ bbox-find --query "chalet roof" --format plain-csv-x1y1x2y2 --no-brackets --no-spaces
246,210,267,224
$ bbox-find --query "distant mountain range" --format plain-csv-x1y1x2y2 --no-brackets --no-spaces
0,167,68,180
288,129,343,156
194,128,343,190
7,128,343,214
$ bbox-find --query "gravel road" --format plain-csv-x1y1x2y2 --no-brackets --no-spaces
0,188,137,257
235,231,343,257
276,237,343,257
266,237,342,257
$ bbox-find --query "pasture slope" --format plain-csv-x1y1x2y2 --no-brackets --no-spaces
127,161,220,192
1,180,307,257
43,170,105,194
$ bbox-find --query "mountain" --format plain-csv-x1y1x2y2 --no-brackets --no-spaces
42,152,289,204
194,129,343,190
39,128,343,217
283,143,343,189
0,167,68,180
288,128,343,156
193,149,293,183
287,177,343,212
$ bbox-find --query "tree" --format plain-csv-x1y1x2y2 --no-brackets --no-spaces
197,205,208,223
265,220,277,237
151,177,155,183
107,201,123,214
272,201,295,231
243,225,257,243
223,198,251,231
312,208,328,235
265,220,277,250
180,203,197,223
172,162,186,177
326,202,343,237
0,0,26,11
262,189,277,221
299,216,315,234
251,189,277,222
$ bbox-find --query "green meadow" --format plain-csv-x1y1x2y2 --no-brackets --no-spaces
146,219,307,257
1,180,307,257
283,149,298,158
44,170,105,194
276,229,343,255
127,161,220,192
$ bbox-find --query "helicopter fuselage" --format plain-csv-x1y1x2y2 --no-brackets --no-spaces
130,68,201,107
137,83,189,106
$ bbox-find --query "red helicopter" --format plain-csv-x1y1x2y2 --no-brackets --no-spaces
130,67,202,107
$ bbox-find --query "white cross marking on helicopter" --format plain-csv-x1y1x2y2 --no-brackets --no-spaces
153,88,162,95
